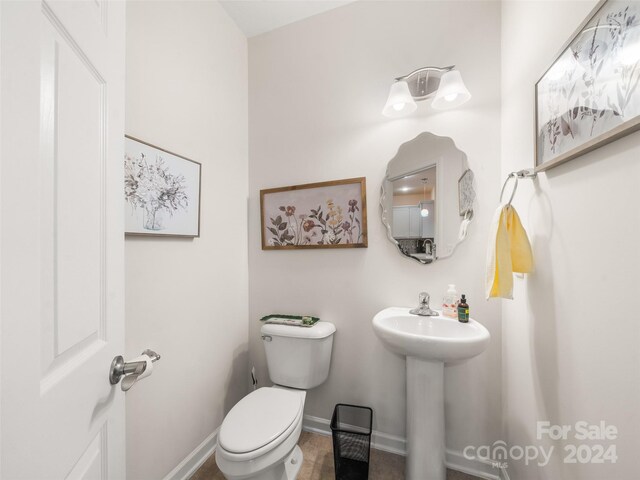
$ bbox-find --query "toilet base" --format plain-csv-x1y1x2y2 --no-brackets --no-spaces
253,445,302,480
216,388,307,480
217,444,303,480
283,445,303,480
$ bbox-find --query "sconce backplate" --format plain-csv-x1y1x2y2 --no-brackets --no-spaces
397,65,454,101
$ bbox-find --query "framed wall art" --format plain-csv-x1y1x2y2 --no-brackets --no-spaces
260,177,367,250
124,135,201,237
458,168,475,216
535,0,640,171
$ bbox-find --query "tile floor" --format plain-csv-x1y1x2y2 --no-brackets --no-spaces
191,431,482,480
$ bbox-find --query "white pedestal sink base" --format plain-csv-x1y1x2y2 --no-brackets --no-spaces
372,308,491,480
406,357,445,480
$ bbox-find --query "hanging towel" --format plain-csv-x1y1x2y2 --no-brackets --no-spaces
485,204,533,299
260,314,319,327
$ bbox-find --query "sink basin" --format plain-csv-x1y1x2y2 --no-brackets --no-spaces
372,306,490,480
372,307,490,362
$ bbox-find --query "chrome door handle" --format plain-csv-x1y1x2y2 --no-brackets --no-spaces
109,349,161,388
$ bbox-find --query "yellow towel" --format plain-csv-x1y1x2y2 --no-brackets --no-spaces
486,204,533,299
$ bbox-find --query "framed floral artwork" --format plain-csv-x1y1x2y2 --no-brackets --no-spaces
260,177,367,250
535,0,640,171
124,135,201,237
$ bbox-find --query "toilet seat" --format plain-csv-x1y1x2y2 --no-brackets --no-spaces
218,387,303,459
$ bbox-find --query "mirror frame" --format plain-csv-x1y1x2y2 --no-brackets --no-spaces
380,132,474,264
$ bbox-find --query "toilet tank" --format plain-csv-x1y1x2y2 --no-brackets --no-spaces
261,321,336,389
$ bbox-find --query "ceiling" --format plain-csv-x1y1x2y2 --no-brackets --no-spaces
392,167,436,196
220,0,357,38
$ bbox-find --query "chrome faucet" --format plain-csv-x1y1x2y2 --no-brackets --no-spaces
423,239,436,258
409,292,438,316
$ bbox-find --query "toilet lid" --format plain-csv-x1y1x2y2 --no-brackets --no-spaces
219,387,303,454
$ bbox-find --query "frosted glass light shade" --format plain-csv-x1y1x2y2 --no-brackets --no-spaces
382,81,417,118
420,207,429,217
431,70,471,110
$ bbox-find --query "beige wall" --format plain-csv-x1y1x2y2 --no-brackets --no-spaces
125,2,248,479
120,2,640,477
501,1,640,478
248,0,502,453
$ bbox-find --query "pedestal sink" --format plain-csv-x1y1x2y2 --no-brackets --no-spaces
372,307,490,480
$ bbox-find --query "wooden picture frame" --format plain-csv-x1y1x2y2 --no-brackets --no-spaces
535,0,640,172
124,135,202,237
260,177,368,250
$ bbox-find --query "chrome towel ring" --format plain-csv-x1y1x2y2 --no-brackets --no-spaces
500,174,519,206
500,169,537,206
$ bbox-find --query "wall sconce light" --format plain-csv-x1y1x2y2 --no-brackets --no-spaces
382,65,471,118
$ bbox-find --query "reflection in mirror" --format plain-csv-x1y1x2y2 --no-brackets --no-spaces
380,132,474,264
390,167,436,262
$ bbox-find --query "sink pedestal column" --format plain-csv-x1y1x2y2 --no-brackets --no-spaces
406,357,445,480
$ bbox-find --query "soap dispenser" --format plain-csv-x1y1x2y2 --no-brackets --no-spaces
442,284,459,318
458,294,470,323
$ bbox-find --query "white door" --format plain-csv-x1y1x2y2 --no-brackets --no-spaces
1,1,126,478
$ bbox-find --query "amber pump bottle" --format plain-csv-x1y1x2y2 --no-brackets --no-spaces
457,294,469,323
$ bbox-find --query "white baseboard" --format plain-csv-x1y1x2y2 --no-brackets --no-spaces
302,415,507,480
303,414,406,456
445,448,504,480
163,429,219,480
500,464,511,480
162,416,509,480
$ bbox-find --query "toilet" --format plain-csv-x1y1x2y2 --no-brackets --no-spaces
216,321,336,480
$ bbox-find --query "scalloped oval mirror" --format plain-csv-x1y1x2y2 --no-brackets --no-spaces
380,132,475,264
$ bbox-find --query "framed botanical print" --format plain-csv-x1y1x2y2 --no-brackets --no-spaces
535,0,640,171
260,177,367,250
458,169,475,216
124,135,201,237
